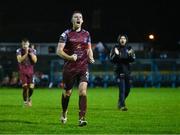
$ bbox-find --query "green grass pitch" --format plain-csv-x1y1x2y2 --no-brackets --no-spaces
0,87,180,134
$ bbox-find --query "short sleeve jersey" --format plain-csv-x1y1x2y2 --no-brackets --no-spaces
59,29,91,71
16,48,36,74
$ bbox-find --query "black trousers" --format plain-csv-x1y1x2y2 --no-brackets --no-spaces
116,74,131,108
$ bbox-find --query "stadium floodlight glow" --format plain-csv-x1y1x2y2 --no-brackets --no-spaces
148,34,154,40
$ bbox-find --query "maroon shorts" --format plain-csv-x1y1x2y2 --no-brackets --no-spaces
19,72,33,85
63,69,89,90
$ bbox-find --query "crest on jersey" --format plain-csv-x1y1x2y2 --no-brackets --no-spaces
84,38,87,43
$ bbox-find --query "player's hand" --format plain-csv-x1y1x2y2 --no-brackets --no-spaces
29,52,34,56
89,57,95,64
114,48,119,55
28,49,34,57
24,47,29,55
127,49,134,55
71,54,77,61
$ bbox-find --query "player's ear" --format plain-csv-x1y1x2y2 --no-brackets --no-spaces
71,17,73,23
70,14,74,23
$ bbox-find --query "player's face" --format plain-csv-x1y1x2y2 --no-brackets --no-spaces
119,36,127,46
71,13,83,29
22,41,30,49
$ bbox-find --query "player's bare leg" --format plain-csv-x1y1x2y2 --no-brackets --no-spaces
27,83,34,107
60,89,72,124
78,82,88,126
22,84,29,107
26,87,29,105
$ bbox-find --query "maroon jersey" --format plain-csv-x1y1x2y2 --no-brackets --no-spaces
16,48,36,74
59,29,91,72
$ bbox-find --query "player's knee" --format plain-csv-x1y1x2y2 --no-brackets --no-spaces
79,90,87,96
64,90,72,96
29,83,35,89
79,82,87,95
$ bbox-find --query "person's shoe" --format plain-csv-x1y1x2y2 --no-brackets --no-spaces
119,106,128,111
28,99,32,107
60,112,67,124
79,118,87,127
23,101,28,107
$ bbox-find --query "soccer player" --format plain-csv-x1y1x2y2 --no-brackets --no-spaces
56,11,95,126
16,38,37,107
110,34,135,111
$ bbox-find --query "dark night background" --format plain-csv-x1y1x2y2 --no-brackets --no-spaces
0,0,179,50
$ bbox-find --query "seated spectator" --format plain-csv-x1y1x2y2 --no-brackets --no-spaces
1,75,10,86
40,74,49,87
9,72,19,87
94,75,103,87
33,72,41,86
0,65,4,83
94,41,109,64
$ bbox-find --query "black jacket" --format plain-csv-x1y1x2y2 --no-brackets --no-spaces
110,44,135,76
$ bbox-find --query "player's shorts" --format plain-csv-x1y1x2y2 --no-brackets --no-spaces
63,69,89,90
19,72,33,85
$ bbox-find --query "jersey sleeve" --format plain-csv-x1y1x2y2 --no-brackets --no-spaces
29,48,37,55
59,30,69,43
16,48,21,56
87,33,91,44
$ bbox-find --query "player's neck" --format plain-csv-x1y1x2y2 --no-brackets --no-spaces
72,27,81,32
22,47,29,49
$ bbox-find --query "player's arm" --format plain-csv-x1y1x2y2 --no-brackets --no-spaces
16,49,28,63
29,50,37,63
87,43,95,64
127,48,136,62
56,42,77,61
109,46,119,63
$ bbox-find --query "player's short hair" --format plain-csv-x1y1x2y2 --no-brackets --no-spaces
117,34,128,43
21,38,29,43
71,10,83,18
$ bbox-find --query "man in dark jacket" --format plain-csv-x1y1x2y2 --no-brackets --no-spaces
110,34,135,111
